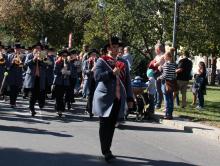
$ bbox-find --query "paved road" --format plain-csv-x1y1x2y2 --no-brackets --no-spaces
0,96,220,166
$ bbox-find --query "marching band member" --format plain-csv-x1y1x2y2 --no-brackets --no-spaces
45,48,55,99
22,47,31,99
23,43,47,116
53,50,71,117
92,37,133,162
64,49,78,110
6,43,25,108
0,44,7,98
85,49,98,118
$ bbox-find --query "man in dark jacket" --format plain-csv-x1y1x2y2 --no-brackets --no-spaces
7,43,25,108
176,50,193,108
53,50,71,117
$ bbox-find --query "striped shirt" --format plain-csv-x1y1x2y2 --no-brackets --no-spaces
160,62,176,80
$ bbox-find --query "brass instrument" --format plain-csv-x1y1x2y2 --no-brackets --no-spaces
0,52,5,65
40,50,47,60
13,52,23,67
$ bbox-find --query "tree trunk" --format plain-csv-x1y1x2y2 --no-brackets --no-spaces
210,55,217,86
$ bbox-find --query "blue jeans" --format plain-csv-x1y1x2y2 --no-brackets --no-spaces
197,90,204,107
155,79,163,107
82,79,89,97
162,82,174,117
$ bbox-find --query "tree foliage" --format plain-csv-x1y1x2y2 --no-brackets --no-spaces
0,0,219,58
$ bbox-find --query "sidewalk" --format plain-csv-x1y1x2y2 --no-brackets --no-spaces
154,111,220,143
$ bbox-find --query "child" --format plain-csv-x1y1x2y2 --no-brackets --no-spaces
158,48,176,119
146,69,156,116
192,61,207,110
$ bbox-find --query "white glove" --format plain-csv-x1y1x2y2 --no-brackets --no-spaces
51,85,55,92
61,68,66,74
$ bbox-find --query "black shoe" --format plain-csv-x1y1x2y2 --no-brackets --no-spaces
89,113,94,119
163,116,173,120
104,153,116,163
57,111,62,117
10,104,16,108
67,103,71,110
30,110,36,117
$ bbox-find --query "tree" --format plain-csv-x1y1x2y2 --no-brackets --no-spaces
0,0,73,47
178,0,220,85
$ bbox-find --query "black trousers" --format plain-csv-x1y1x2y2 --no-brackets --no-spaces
99,99,121,155
9,85,20,105
29,77,45,111
65,78,76,104
55,85,67,112
86,77,96,115
23,88,30,97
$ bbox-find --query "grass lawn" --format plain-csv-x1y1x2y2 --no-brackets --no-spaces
158,86,220,128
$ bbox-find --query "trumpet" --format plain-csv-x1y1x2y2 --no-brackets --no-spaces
13,52,23,67
40,50,47,60
0,52,5,65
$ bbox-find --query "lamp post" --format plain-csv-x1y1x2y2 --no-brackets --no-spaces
172,0,184,61
98,0,112,48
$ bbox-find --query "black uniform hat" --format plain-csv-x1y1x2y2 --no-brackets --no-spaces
57,50,69,57
14,42,21,49
69,49,79,55
88,49,99,56
104,36,123,50
32,42,43,49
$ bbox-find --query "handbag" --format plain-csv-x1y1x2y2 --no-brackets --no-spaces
165,80,177,93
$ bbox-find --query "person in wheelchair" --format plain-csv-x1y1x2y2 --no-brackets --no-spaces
130,76,149,120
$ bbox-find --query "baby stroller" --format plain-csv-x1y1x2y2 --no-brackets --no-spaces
126,76,150,121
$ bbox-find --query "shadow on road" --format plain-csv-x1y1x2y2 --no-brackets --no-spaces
0,148,196,166
0,125,73,138
117,124,184,133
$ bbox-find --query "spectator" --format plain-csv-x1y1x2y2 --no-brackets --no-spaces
122,46,133,71
176,50,193,108
152,41,165,109
192,62,208,110
158,48,176,120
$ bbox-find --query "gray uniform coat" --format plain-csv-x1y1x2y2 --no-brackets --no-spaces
92,57,133,118
23,53,47,90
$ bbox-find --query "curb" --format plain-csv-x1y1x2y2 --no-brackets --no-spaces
154,112,220,143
